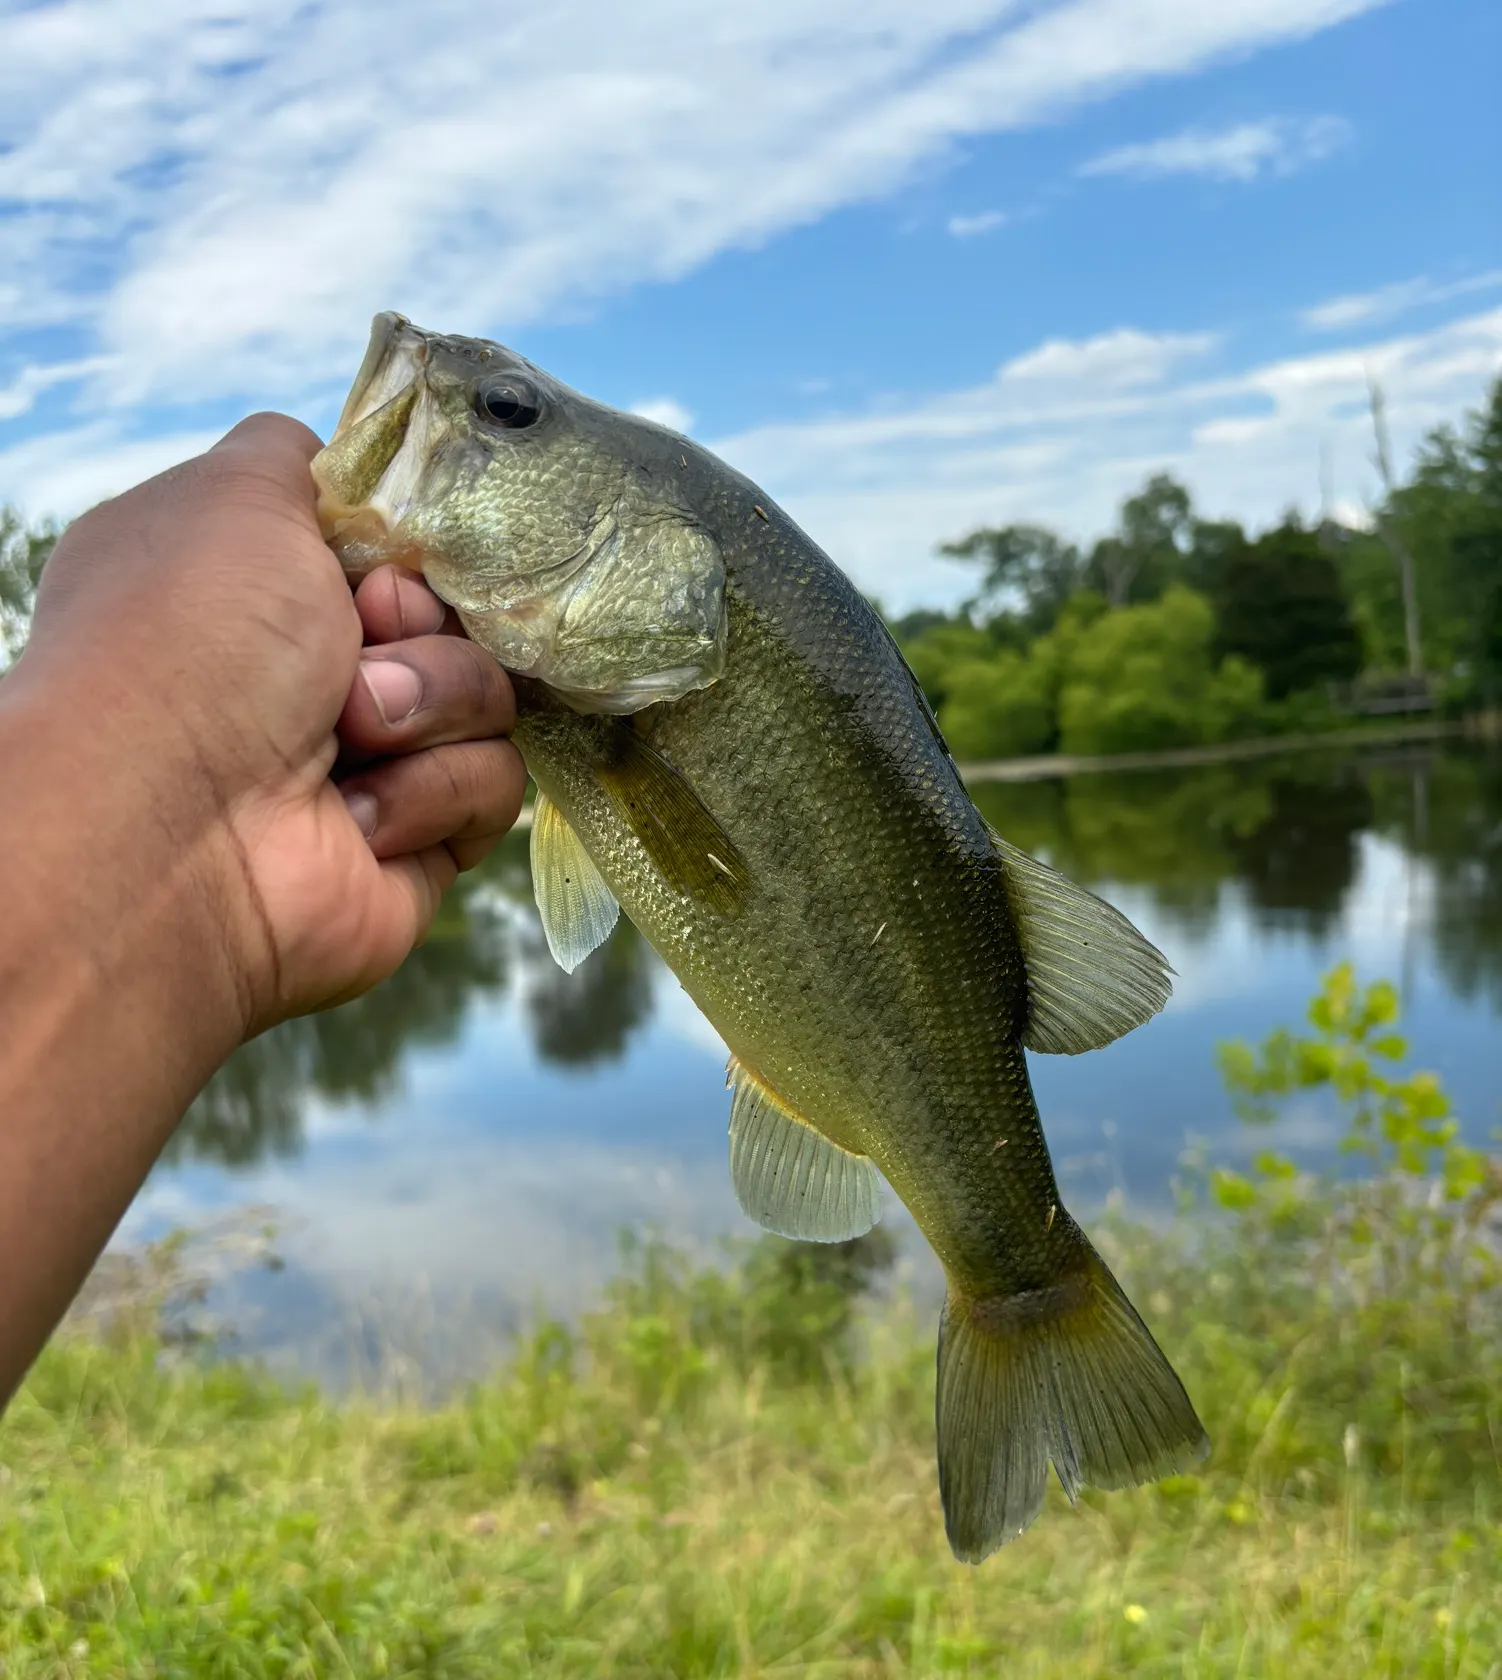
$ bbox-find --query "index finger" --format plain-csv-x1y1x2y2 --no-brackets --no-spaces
353,564,466,646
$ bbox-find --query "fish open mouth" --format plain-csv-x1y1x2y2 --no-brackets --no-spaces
311,312,436,576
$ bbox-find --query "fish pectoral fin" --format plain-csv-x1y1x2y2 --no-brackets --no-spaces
727,1057,881,1242
530,789,621,973
936,1236,1208,1563
988,825,1173,1055
595,727,748,915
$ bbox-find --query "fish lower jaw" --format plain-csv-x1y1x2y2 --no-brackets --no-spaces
317,503,428,581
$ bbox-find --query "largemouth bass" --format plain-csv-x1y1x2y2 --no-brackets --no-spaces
312,313,1208,1561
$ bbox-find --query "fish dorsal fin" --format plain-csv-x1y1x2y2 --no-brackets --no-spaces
530,790,620,973
987,825,1173,1055
727,1057,882,1242
596,727,748,914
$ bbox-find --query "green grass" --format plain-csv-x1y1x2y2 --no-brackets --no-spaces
1,1217,1499,1680
4,968,1501,1677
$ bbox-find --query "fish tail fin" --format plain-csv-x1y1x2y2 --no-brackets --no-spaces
935,1232,1207,1563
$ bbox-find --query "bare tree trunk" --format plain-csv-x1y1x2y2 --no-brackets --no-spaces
1368,378,1423,678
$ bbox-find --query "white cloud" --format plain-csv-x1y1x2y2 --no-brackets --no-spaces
1302,269,1502,332
1001,327,1218,391
0,357,114,423
629,396,696,434
0,0,1394,407
706,304,1502,612
0,423,223,520
948,209,1010,237
1079,114,1350,182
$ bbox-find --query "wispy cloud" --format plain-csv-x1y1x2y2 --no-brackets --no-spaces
0,0,1395,411
1302,269,1502,331
1079,115,1351,183
0,423,225,522
0,358,114,423
947,209,1009,238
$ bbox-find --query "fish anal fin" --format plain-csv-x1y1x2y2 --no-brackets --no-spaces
596,728,748,915
530,789,620,973
727,1057,881,1242
987,825,1173,1055
936,1231,1208,1563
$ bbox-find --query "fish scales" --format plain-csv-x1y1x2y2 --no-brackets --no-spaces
519,521,1062,1299
312,312,1208,1560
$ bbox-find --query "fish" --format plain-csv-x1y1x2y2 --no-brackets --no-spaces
311,312,1208,1561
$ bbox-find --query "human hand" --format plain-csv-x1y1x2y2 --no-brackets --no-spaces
13,412,526,1039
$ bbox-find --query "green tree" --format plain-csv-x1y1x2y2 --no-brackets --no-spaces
1085,473,1194,608
937,522,1084,634
1347,377,1502,684
1183,514,1249,596
892,615,1000,710
1057,584,1264,754
937,649,1054,759
934,590,1106,759
0,506,59,666
1213,520,1362,700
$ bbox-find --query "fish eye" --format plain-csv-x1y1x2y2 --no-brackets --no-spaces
476,375,541,429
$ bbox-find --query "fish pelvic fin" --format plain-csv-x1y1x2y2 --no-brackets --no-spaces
727,1057,882,1242
987,824,1173,1054
530,790,620,972
935,1231,1207,1564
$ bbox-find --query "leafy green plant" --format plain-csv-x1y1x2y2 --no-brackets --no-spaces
1150,963,1502,1501
1214,959,1492,1212
0,506,59,667
1058,585,1265,754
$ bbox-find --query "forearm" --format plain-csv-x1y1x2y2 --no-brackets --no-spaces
0,675,249,1405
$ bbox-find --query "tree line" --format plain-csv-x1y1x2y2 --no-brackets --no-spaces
5,376,1501,753
890,376,1502,760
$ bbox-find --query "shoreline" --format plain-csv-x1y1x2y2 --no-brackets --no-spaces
505,715,1494,826
957,713,1493,784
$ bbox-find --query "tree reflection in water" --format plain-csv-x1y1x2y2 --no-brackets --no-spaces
973,744,1502,956
1368,748,1502,1010
173,830,658,1167
522,916,654,1067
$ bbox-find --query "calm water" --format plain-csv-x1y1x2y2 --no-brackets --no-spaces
118,740,1502,1382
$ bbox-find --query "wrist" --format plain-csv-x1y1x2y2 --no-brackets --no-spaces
0,667,265,1403
0,664,257,1080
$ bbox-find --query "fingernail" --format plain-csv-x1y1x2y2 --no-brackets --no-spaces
361,658,422,725
343,789,379,838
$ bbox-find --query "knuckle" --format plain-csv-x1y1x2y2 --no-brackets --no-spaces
460,643,505,724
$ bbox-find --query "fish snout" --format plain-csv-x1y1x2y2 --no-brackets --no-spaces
312,314,437,578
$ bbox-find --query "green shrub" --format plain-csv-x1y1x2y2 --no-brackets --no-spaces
895,618,998,709
938,651,1055,758
1058,585,1264,754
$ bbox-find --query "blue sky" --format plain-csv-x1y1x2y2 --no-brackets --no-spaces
1,0,1498,610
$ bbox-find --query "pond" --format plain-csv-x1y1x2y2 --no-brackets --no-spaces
117,739,1502,1385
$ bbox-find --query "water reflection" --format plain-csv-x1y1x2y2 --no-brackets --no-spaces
522,917,654,1068
175,834,658,1167
170,742,1502,1176
970,749,1467,944
1369,749,1502,1009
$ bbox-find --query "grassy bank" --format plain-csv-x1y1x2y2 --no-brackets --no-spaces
3,969,1500,1677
